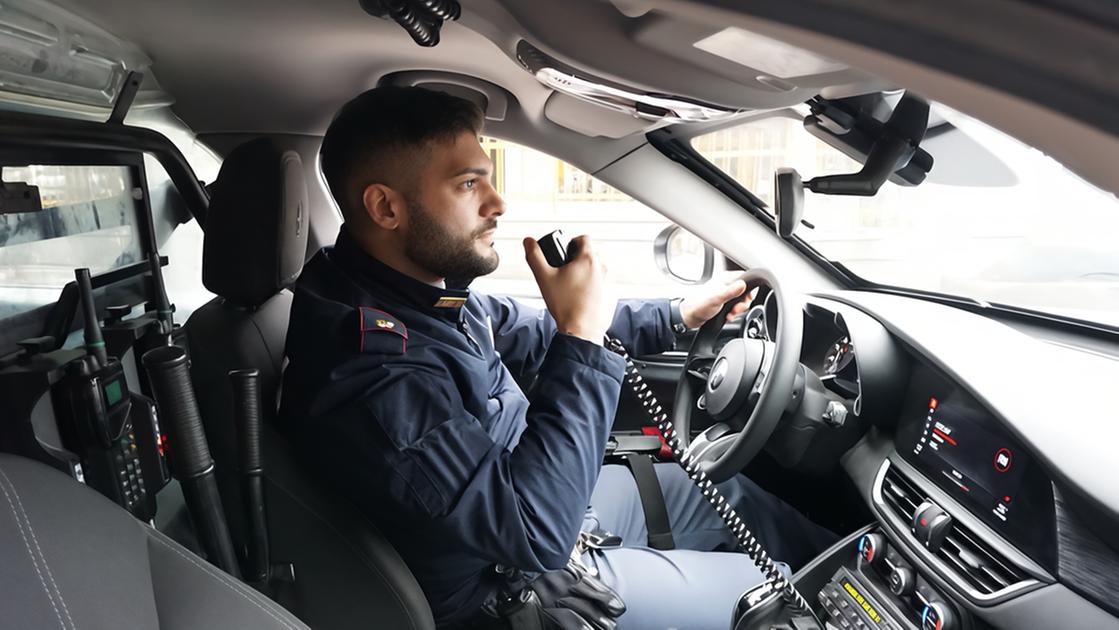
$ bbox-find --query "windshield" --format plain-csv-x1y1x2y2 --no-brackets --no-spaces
691,107,1119,328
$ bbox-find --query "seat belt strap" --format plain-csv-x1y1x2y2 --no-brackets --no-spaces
620,454,675,550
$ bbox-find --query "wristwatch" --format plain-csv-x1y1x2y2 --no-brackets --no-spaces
669,298,689,334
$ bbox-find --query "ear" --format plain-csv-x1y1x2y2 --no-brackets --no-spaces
361,183,405,230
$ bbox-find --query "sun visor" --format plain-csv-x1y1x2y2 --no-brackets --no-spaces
543,92,652,138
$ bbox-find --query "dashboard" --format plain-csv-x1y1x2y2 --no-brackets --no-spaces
768,289,1119,630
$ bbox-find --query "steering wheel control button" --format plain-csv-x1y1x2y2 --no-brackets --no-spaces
994,447,1012,472
888,566,915,596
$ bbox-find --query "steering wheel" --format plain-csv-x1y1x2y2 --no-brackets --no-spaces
672,268,802,483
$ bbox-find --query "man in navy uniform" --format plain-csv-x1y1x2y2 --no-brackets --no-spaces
280,86,836,629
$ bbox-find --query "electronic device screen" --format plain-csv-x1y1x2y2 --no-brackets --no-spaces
897,363,1055,567
99,371,128,412
103,378,124,407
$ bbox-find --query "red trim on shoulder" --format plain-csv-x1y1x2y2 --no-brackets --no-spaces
359,308,408,336
358,307,408,353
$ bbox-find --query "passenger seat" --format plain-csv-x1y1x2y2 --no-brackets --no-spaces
185,138,434,630
0,452,309,629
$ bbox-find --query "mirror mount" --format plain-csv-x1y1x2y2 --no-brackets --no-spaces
773,92,932,238
805,91,934,189
805,93,931,196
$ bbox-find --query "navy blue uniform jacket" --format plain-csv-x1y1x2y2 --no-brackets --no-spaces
279,231,675,624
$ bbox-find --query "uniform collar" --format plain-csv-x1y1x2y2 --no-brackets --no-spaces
331,229,470,320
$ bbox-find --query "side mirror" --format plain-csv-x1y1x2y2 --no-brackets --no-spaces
774,167,805,239
654,225,715,284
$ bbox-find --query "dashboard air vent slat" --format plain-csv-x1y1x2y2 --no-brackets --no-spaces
882,465,926,521
939,524,1026,594
940,535,1005,592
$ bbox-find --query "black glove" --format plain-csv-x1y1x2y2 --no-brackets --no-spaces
527,561,626,630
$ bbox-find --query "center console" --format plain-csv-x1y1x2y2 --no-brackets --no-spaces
732,356,1062,629
812,530,963,630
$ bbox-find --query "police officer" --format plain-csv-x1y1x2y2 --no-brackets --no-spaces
280,86,837,629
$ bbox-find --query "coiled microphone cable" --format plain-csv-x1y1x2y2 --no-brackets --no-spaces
605,335,815,618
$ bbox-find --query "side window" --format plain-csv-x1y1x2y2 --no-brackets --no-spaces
471,137,710,300
0,164,143,321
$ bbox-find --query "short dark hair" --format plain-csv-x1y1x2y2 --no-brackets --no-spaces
320,85,484,223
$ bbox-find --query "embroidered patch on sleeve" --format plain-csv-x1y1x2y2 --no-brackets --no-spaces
359,307,408,354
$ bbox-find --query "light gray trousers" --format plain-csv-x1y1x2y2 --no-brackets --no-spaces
581,463,837,630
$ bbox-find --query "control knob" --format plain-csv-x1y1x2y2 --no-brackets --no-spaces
857,532,886,566
888,565,915,596
921,601,954,630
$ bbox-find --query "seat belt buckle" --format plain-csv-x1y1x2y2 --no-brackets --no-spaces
575,531,622,554
572,531,621,577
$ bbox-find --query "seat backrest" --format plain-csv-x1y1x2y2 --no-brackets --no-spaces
184,138,434,630
0,453,311,630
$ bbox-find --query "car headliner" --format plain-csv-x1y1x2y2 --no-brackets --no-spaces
49,0,1119,198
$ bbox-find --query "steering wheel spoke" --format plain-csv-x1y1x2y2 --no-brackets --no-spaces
685,356,716,382
749,340,776,395
684,422,736,465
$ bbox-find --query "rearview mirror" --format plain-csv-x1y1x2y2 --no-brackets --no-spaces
654,225,714,284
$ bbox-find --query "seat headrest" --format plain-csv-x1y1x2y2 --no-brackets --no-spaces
203,138,310,307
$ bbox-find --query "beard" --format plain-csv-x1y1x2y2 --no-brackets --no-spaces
403,197,500,281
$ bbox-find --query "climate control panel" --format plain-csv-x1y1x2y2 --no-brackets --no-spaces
817,530,964,630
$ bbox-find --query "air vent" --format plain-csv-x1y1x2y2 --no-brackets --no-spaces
938,522,1027,594
879,463,1031,597
881,464,927,521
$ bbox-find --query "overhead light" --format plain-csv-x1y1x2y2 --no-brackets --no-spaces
694,27,846,79
518,40,744,124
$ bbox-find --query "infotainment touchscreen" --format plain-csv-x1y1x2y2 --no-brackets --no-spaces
896,363,1055,567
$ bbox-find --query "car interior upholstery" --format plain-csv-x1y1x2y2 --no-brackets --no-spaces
0,1,1116,629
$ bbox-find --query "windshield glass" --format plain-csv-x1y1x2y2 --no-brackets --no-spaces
692,107,1119,328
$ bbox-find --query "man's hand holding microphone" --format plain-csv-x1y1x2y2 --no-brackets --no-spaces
523,233,616,346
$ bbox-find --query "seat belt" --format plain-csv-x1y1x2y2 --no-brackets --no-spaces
620,454,675,550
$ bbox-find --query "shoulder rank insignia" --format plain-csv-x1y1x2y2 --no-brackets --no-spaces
432,295,467,309
359,307,408,354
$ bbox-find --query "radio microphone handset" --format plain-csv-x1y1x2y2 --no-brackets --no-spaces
538,229,570,269
535,230,818,625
